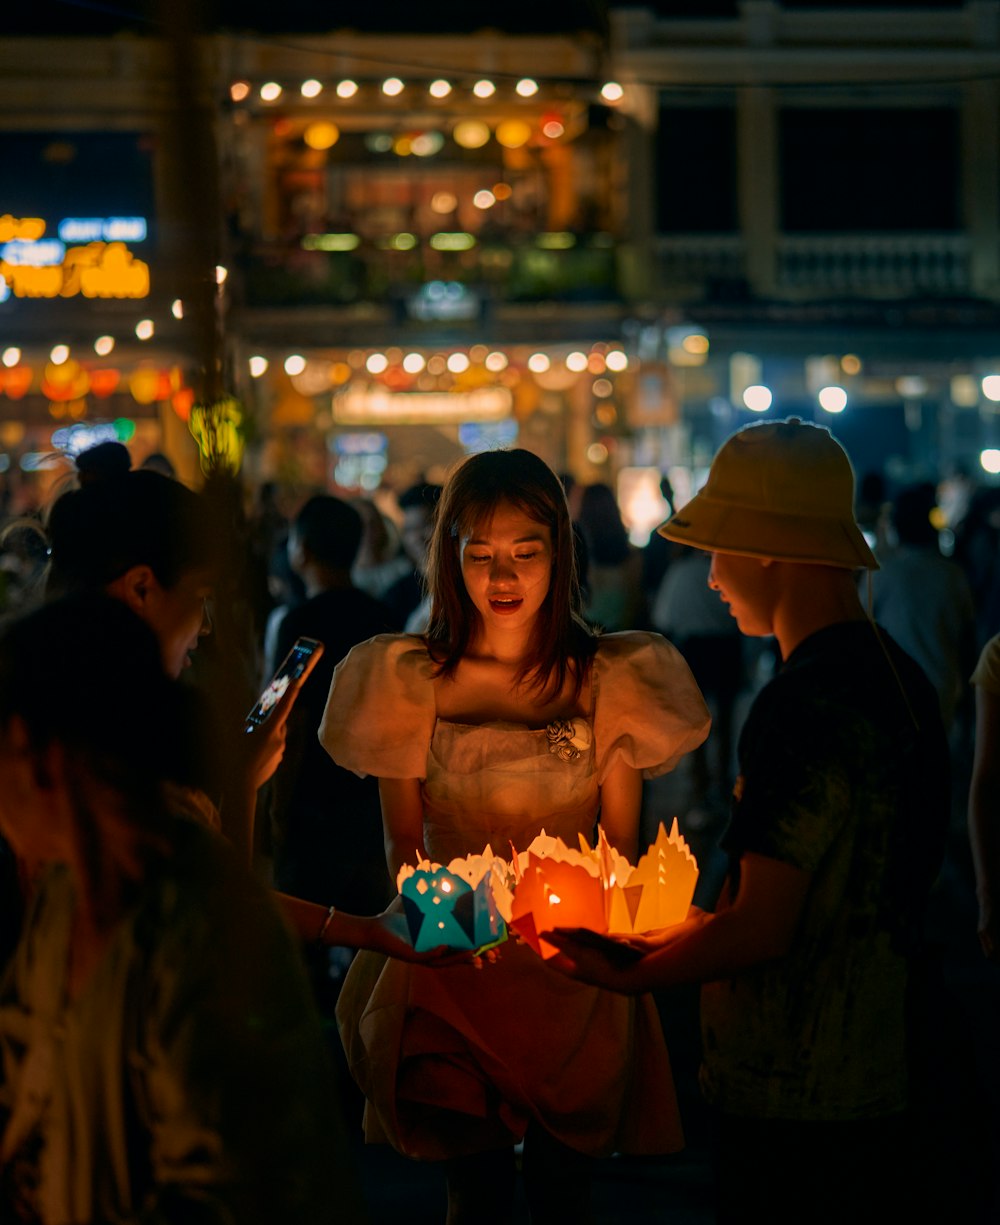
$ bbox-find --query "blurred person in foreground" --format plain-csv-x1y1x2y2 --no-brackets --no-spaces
548,419,950,1224
0,596,365,1224
969,630,1000,960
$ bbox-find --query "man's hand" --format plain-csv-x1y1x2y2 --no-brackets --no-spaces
543,929,646,994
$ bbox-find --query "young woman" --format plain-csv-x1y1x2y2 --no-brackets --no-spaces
37,457,441,967
0,595,365,1224
321,449,710,1223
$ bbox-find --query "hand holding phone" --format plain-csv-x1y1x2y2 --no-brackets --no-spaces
245,637,324,733
243,638,324,791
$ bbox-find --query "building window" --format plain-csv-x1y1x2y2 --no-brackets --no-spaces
656,105,737,233
779,108,959,232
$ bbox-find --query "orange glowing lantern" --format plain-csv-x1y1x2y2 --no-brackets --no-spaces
89,369,121,398
171,387,194,422
504,822,699,959
3,366,33,400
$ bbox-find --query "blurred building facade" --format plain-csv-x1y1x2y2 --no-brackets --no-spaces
1,1,1000,518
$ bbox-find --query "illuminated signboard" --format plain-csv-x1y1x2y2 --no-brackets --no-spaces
333,385,511,425
0,215,149,301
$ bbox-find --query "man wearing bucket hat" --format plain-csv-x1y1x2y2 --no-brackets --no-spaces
548,419,950,1222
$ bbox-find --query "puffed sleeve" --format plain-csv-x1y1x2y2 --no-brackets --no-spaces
318,633,437,778
593,631,711,783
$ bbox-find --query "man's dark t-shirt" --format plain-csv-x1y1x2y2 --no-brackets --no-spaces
700,620,949,1121
268,587,400,911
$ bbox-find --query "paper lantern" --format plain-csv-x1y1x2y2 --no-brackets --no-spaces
505,822,699,959
397,849,506,953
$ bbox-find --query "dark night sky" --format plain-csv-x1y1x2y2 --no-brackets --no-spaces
1,0,966,38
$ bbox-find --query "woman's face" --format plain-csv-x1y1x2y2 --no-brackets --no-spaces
460,501,553,639
143,567,214,679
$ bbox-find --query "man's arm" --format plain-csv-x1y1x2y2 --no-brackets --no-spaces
547,851,811,994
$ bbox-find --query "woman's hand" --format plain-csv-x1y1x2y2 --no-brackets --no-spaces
242,676,304,792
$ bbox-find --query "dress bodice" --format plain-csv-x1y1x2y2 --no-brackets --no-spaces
422,717,598,862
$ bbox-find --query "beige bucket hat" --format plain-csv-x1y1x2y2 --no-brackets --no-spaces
658,418,878,570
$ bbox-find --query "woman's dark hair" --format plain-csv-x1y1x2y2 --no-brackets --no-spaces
425,449,596,700
576,483,631,567
0,595,178,801
45,469,215,598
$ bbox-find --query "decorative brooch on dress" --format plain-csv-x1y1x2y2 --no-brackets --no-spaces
545,717,592,762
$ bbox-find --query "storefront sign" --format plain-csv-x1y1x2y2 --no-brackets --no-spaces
333,385,511,425
0,215,149,300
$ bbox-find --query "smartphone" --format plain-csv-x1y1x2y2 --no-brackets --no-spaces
244,637,324,732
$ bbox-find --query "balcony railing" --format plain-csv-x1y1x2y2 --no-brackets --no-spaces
236,232,620,309
653,232,973,300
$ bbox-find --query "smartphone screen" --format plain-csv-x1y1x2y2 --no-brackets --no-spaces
245,637,323,732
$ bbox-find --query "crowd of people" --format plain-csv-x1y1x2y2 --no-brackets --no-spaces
0,424,996,1223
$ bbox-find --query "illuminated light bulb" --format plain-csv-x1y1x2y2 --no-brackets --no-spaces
337,79,359,99
981,448,1000,475
592,378,613,398
600,81,624,103
50,344,70,365
440,878,453,892
304,121,340,150
495,120,532,149
605,350,628,372
542,119,564,140
516,78,539,97
2,347,21,368
410,132,444,157
94,336,114,357
215,265,228,286
260,82,283,102
473,79,496,98
818,385,847,414
366,353,388,374
171,298,184,320
548,893,562,905
403,352,425,374
447,353,470,374
841,353,862,375
485,351,508,372
382,77,405,97
249,355,268,378
230,81,251,102
982,375,1000,402
587,442,609,464
300,79,322,98
284,354,306,376
429,79,452,98
431,191,458,215
473,190,496,210
682,333,709,355
453,120,491,150
135,320,154,341
528,353,550,373
566,351,588,372
743,385,772,413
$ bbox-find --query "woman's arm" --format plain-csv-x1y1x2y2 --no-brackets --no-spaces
969,685,1000,960
378,777,427,877
275,892,442,963
598,756,643,860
